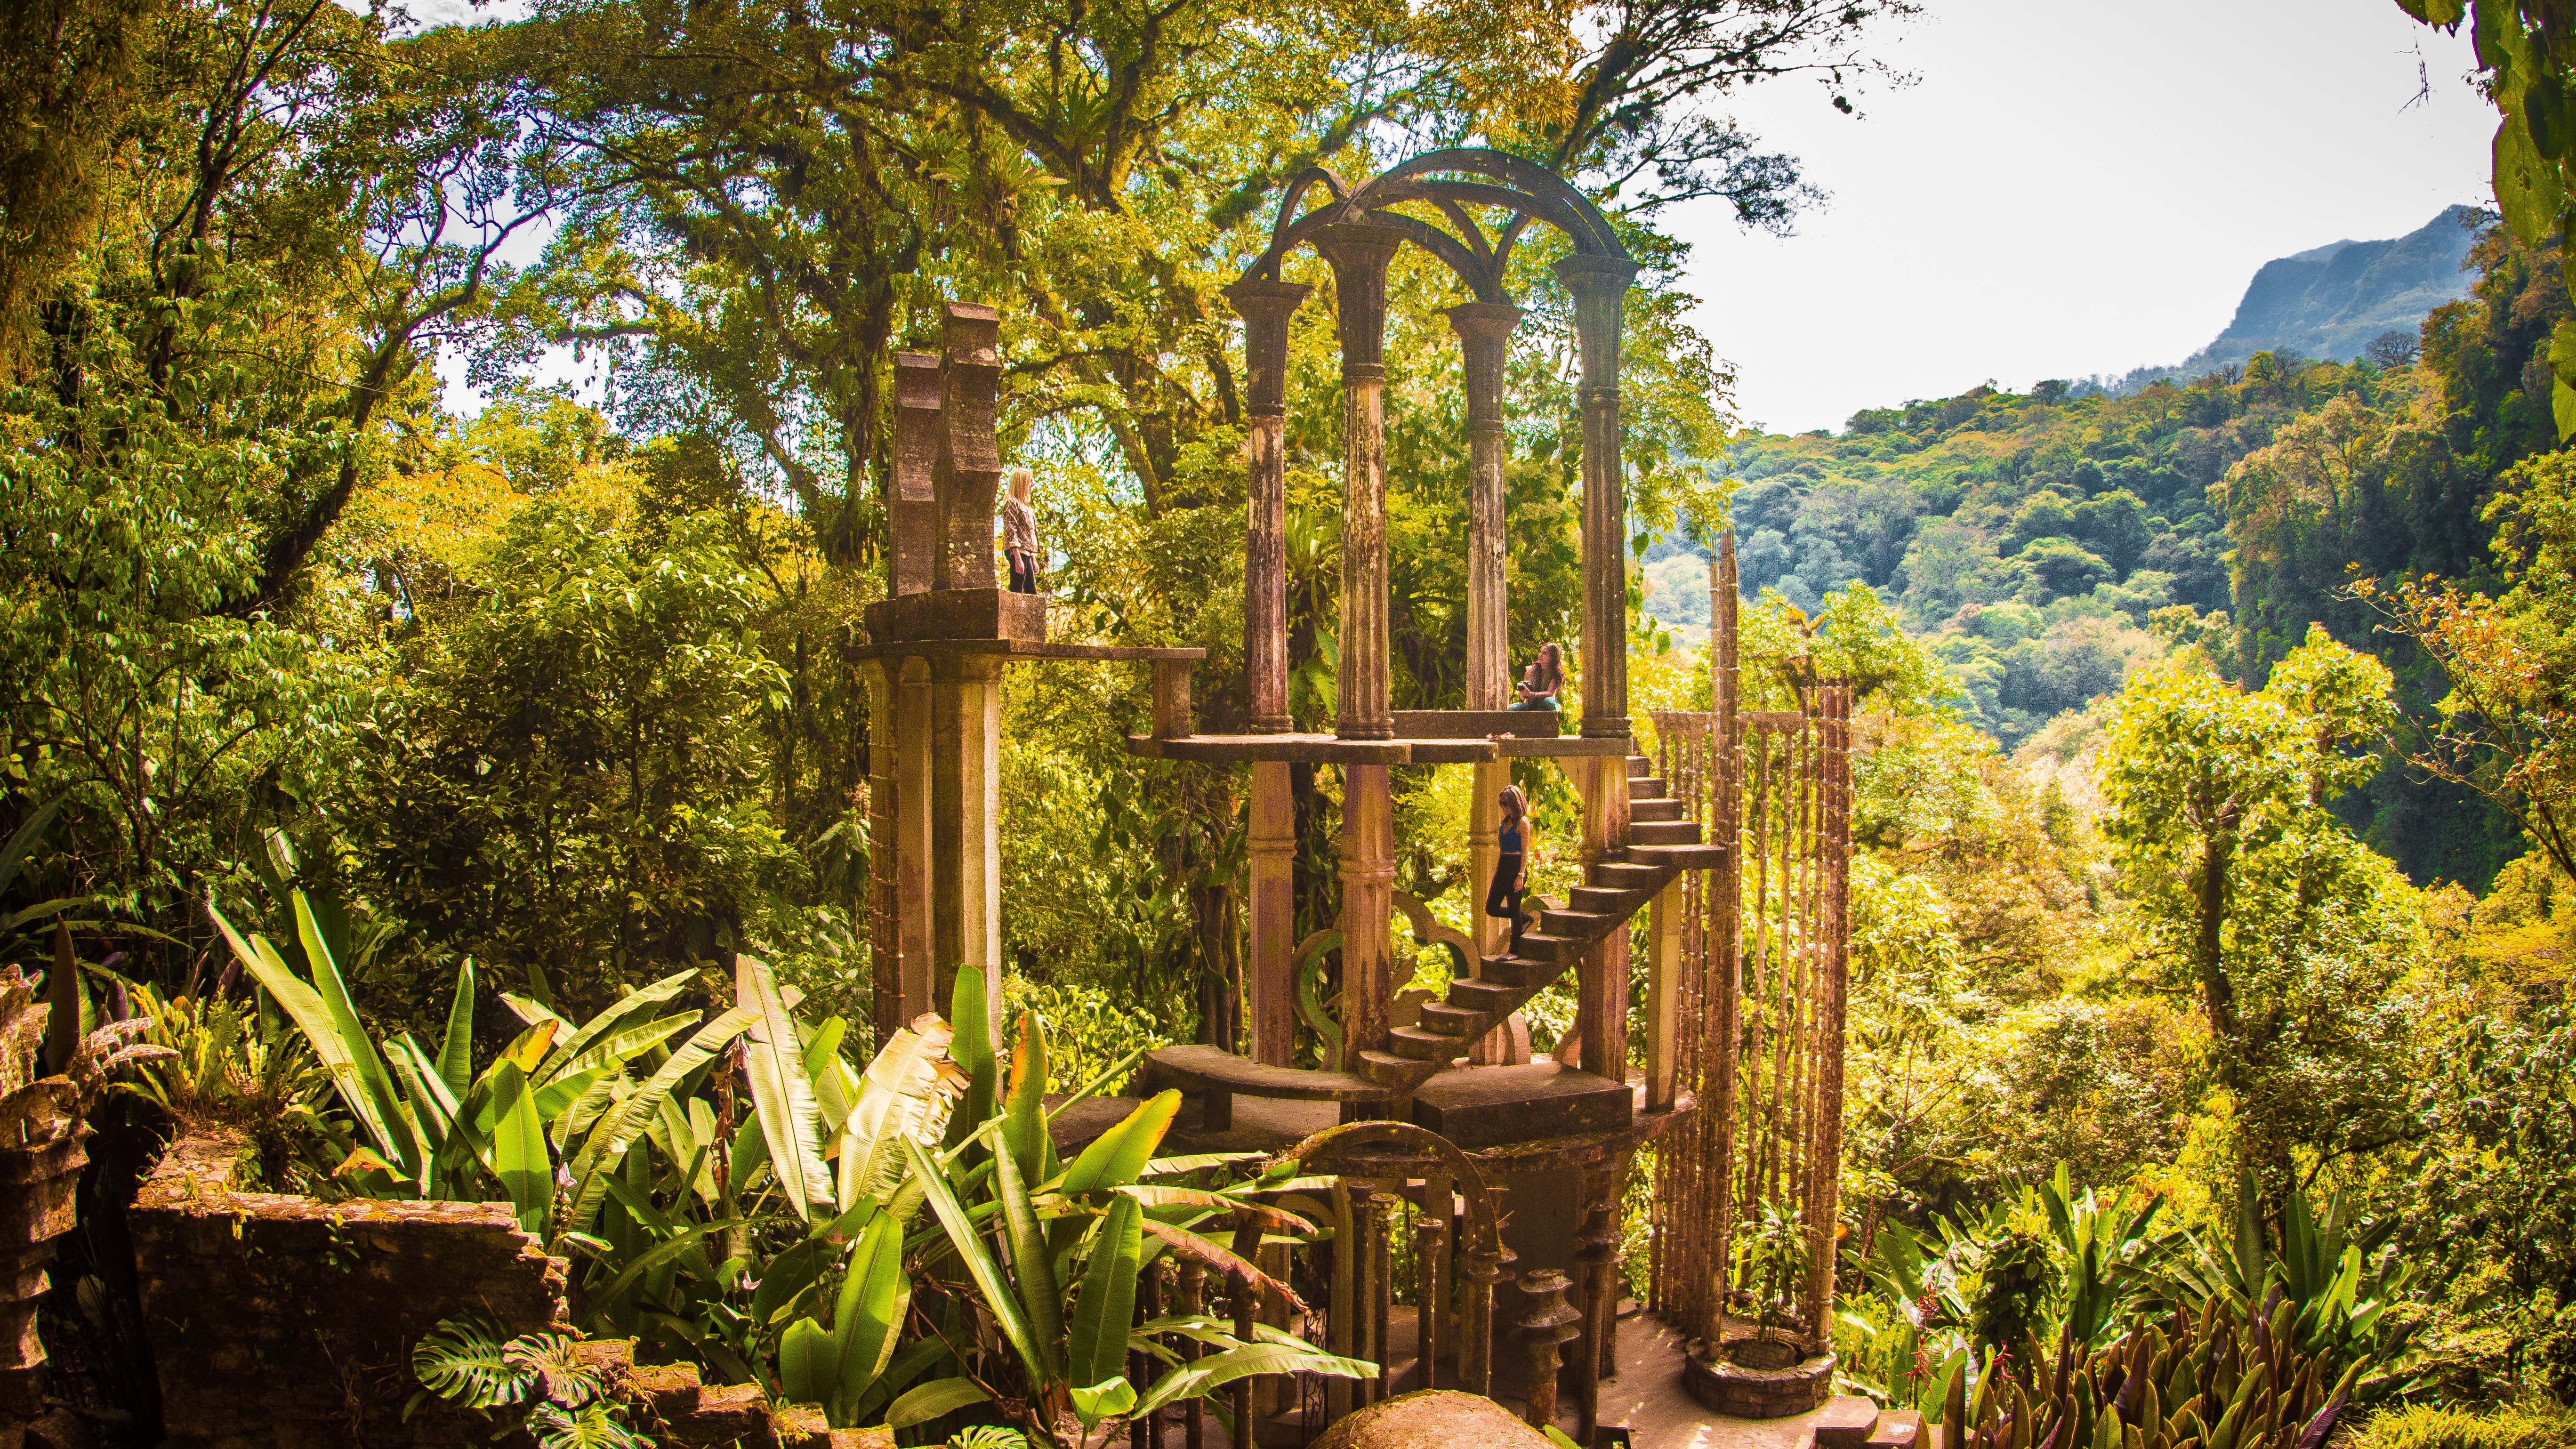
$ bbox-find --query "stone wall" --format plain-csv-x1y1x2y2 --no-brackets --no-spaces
128,1134,567,1449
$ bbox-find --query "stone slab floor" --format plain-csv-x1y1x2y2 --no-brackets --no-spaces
1144,1309,1864,1449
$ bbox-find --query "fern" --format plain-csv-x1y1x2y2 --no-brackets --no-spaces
412,1316,536,1408
529,1401,656,1449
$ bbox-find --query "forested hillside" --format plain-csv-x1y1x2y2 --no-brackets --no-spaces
1643,218,2568,887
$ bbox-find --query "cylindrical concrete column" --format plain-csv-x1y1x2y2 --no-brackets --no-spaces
1445,302,1523,713
1315,222,1404,742
1247,760,1297,1066
1226,278,1313,735
1554,254,1641,739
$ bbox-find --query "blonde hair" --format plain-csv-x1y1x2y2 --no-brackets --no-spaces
1009,465,1033,499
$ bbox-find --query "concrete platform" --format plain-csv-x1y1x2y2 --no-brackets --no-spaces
1133,1307,1894,1449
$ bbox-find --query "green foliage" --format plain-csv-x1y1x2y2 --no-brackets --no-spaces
2347,1401,2576,1449
2409,1007,2576,1401
410,1316,656,1447
2099,629,2426,1198
347,499,808,1020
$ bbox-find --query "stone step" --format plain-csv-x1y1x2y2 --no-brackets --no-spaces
1868,1409,1925,1448
1444,979,1522,1015
1145,1044,1391,1102
1811,1395,1887,1449
1538,907,1614,939
1513,931,1586,963
1632,775,1667,798
1570,885,1646,915
1631,797,1683,823
1475,955,1559,989
1354,1049,1426,1084
1627,755,1650,778
1386,1025,1467,1062
1416,1002,1485,1037
1627,842,1728,870
1632,819,1701,845
1588,861,1665,891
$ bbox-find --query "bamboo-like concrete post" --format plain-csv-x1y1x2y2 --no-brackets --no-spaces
1248,763,1296,1065
1710,534,1743,1333
1555,254,1640,744
1419,1170,1453,1390
861,658,902,1046
1227,278,1312,736
894,656,935,1024
1574,1161,1625,1435
1804,683,1853,1332
930,652,1004,1038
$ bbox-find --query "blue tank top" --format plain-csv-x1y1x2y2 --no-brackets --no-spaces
1499,821,1523,855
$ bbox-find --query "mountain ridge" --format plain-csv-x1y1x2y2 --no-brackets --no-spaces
2073,205,2484,395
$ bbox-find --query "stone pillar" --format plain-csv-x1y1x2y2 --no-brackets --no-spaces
1450,302,1521,969
1248,760,1296,1066
1710,535,1745,1326
1513,1269,1581,1430
1471,763,1507,964
1646,874,1684,1111
1554,255,1641,741
1228,279,1312,735
930,653,1004,1039
932,301,1003,593
894,657,936,1024
1448,302,1521,713
1338,763,1396,1065
860,658,902,1047
1563,756,1628,1078
1315,223,1403,743
889,353,941,597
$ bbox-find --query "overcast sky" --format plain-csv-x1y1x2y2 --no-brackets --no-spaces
1665,0,2497,436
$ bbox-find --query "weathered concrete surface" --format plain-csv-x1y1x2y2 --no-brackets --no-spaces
1310,1391,1550,1449
130,1134,567,1449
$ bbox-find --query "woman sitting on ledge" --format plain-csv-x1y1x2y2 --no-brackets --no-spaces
1508,642,1563,711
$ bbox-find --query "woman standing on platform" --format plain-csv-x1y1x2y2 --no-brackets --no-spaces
1001,465,1041,594
1486,785,1533,947
1509,641,1563,710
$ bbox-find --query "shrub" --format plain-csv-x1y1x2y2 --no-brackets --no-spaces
2345,1402,2576,1449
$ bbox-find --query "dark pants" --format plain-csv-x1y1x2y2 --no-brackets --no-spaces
1484,852,1527,942
1008,554,1039,594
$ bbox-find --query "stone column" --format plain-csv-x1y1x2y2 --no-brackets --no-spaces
1563,756,1628,1078
1247,760,1296,1066
932,301,1003,593
860,658,902,1047
1315,222,1403,742
1227,279,1312,735
1554,255,1641,741
1646,874,1684,1111
1316,222,1404,1075
1448,302,1521,713
1450,302,1522,966
930,653,1005,1040
889,353,941,597
894,658,936,1025
1338,763,1396,1064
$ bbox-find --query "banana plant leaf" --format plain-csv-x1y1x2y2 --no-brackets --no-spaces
738,954,832,1218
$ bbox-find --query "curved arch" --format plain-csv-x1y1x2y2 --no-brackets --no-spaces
1268,1119,1503,1269
1235,147,1626,294
1365,147,1625,258
1253,165,1355,280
